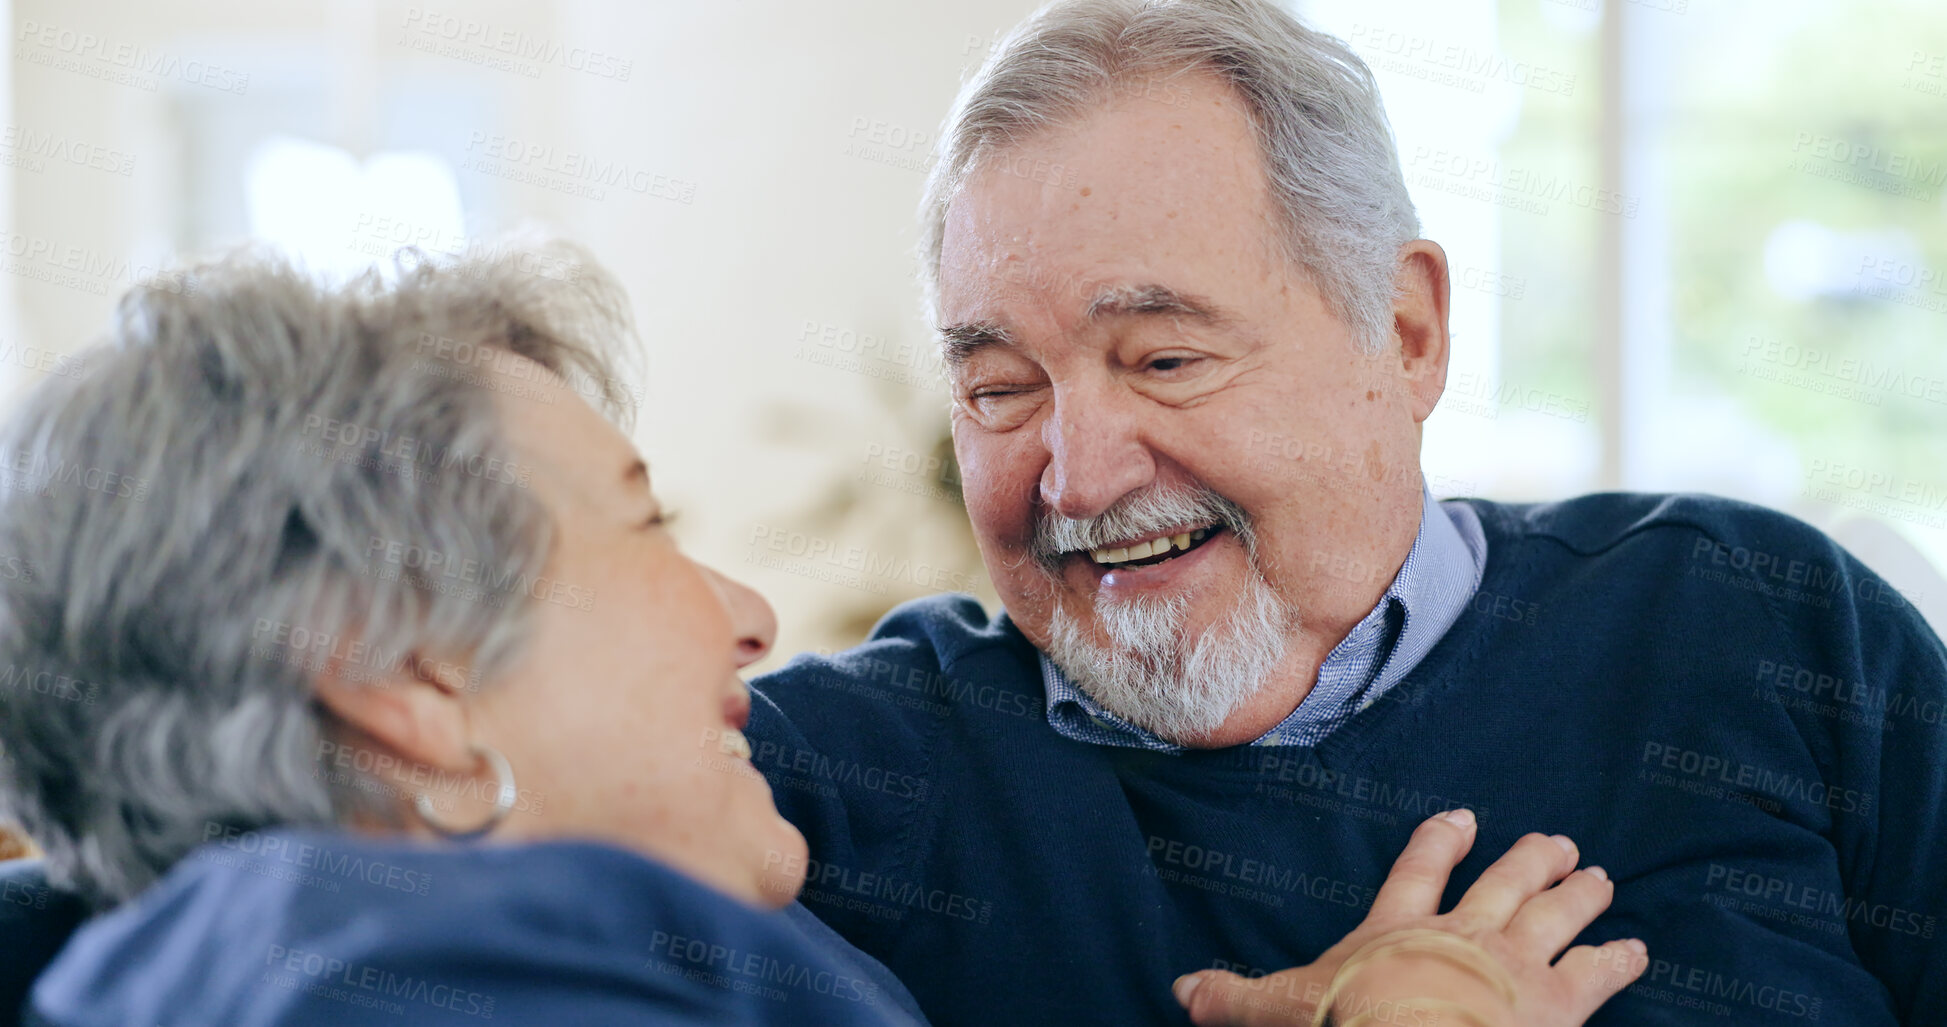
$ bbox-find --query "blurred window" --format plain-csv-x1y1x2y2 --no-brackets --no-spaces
245,135,465,280
1300,0,1947,632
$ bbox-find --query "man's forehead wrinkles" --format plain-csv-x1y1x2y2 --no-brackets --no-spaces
944,270,1086,329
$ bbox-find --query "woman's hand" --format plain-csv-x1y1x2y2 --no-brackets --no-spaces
1172,809,1646,1026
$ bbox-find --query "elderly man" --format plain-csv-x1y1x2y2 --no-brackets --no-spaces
746,1,1947,1024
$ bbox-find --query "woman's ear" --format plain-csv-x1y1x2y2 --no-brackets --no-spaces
310,653,475,773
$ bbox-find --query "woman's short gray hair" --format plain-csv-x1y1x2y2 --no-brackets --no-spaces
919,0,1420,351
0,240,639,908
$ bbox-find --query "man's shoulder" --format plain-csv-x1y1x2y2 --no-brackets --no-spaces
776,593,1026,672
1464,490,1837,560
866,592,1026,661
1465,492,1939,651
752,593,1041,720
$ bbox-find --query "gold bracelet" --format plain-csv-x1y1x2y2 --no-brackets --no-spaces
1310,928,1516,1027
1334,998,1502,1027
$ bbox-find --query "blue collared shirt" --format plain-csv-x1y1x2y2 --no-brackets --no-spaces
1040,485,1488,751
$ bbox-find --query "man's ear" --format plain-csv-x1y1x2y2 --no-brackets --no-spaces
311,653,475,773
1390,239,1453,424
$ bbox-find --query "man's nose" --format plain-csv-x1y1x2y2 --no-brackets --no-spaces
1038,388,1155,521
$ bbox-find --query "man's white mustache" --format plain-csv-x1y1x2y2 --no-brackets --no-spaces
1030,484,1255,573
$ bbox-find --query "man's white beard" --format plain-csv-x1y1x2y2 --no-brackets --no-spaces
1046,567,1296,744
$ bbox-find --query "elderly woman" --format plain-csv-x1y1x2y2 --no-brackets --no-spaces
0,244,1642,1026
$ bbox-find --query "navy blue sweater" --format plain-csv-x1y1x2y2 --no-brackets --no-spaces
748,494,1947,1026
29,829,927,1026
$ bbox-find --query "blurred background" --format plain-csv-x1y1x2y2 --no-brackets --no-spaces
2,0,1942,669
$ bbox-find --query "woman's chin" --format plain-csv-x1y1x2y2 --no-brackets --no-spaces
752,818,810,909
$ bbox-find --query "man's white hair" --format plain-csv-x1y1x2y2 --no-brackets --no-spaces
919,0,1420,353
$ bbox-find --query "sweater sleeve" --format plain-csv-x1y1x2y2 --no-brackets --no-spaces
1812,550,1947,1023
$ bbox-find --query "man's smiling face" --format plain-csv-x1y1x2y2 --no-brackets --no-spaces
936,74,1441,746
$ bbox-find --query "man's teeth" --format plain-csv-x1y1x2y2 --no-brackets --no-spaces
718,728,752,760
1089,528,1210,565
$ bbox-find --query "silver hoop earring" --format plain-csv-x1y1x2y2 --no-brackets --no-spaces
414,744,518,841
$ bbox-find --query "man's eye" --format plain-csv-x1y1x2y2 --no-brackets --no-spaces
957,383,1043,431
965,381,1041,404
1146,355,1200,373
